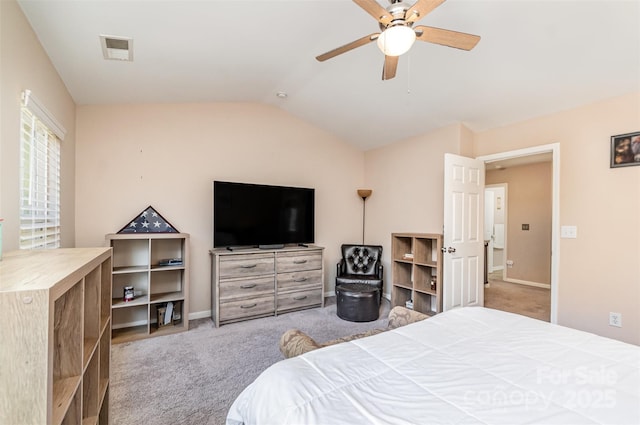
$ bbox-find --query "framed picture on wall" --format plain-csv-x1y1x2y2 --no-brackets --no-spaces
610,131,640,168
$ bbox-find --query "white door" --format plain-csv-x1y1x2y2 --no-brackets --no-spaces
443,153,485,311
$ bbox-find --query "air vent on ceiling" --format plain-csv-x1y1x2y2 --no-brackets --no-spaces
100,35,133,61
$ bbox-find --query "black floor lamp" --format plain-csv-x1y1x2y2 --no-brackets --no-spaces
357,189,372,244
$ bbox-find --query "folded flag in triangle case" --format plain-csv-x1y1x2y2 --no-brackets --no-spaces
118,206,178,233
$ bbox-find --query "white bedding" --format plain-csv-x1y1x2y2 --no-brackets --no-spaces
227,307,640,425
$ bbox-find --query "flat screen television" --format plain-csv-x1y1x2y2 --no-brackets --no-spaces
213,181,315,249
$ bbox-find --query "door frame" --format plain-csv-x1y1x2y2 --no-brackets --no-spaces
477,143,559,324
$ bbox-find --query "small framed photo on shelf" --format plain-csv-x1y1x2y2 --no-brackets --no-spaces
610,131,640,168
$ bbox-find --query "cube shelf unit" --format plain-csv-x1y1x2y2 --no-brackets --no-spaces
0,248,112,425
391,233,443,316
106,233,189,343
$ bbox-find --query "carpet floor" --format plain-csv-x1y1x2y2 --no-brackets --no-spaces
111,280,549,425
484,271,551,321
110,297,390,425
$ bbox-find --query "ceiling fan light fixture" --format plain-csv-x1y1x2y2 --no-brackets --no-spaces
376,25,416,56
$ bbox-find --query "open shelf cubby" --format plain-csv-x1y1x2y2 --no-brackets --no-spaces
0,248,112,425
391,233,443,316
106,233,190,343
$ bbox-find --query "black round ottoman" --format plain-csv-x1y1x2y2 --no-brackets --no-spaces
335,283,381,322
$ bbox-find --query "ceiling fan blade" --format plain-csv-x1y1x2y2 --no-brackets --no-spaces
382,55,398,80
353,0,392,25
414,25,480,50
405,0,447,24
316,33,379,62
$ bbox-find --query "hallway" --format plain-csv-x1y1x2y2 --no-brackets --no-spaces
484,271,550,321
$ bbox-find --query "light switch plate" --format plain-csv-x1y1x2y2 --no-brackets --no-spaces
561,225,577,238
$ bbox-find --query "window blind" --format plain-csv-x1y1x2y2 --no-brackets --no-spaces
19,106,61,249
21,90,66,140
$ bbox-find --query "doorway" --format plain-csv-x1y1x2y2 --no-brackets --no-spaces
477,143,559,323
484,184,507,275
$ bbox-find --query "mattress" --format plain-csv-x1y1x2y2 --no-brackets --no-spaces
227,307,640,425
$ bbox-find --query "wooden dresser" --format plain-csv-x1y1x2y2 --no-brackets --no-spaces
210,246,324,326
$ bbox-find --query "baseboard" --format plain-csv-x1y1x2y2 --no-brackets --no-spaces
504,277,551,289
189,310,213,320
189,293,391,323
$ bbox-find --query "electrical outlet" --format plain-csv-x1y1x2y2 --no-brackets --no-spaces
506,260,514,268
609,312,622,327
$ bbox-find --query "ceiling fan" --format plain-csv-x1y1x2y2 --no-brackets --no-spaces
316,0,480,80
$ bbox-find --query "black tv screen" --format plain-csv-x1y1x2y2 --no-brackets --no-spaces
213,181,315,248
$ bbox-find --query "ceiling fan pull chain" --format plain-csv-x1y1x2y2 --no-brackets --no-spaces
406,53,411,95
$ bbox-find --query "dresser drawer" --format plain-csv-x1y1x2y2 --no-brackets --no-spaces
219,253,274,278
277,288,322,312
220,295,275,321
211,247,324,326
277,269,322,292
277,251,322,273
219,276,274,301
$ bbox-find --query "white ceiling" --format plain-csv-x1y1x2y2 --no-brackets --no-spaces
17,0,640,151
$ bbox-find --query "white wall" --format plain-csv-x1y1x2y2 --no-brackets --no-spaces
75,103,365,316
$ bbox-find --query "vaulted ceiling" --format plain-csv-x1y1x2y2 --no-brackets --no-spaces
17,0,640,150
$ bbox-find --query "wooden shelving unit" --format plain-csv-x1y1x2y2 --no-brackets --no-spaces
106,233,189,343
391,233,443,316
0,248,112,425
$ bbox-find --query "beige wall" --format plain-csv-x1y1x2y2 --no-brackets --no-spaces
474,93,640,344
75,103,365,316
5,0,638,344
0,0,77,249
365,123,471,295
486,162,552,285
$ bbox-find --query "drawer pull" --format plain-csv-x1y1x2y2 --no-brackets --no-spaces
293,295,308,301
293,277,307,282
241,264,258,269
293,259,307,264
240,284,257,289
240,303,257,309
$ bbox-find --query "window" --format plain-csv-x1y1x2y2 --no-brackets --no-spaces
19,103,61,249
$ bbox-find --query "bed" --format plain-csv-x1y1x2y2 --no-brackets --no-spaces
226,307,640,425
